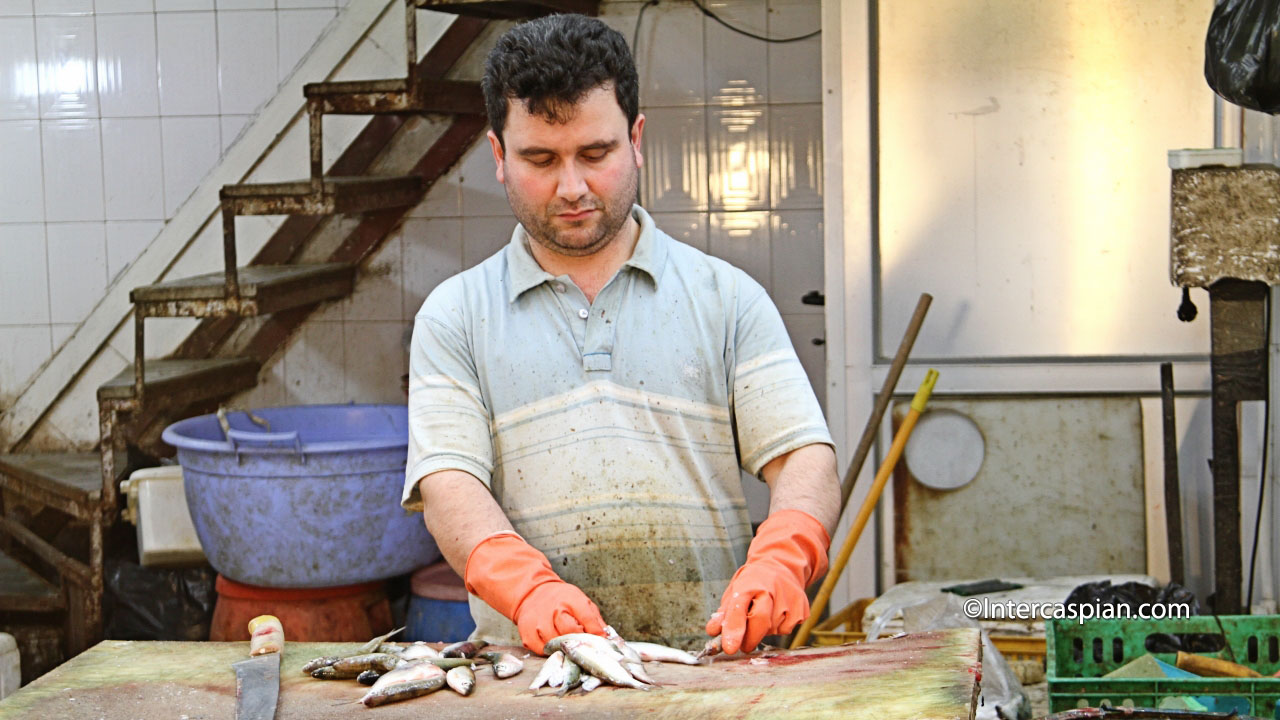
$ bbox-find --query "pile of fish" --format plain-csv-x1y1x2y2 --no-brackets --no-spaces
301,626,706,708
301,629,523,708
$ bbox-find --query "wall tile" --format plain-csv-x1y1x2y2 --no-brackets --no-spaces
640,106,707,212
46,222,108,323
160,114,219,216
770,209,822,314
343,321,406,404
635,3,704,106
766,0,820,104
42,119,105,221
709,211,770,294
95,0,155,13
708,106,768,211
156,11,217,115
277,8,334,84
458,139,510,217
409,164,461,219
769,103,822,209
278,0,336,8
344,232,402,322
402,216,462,318
704,0,767,106
35,0,93,15
281,320,345,404
36,15,98,118
96,12,159,117
102,117,164,220
105,219,162,280
649,211,708,253
0,18,39,119
217,10,277,115
219,112,250,154
0,223,50,324
462,215,515,270
0,325,53,404
0,120,44,222
0,1,34,16
154,0,212,10
215,0,272,9
781,312,825,407
49,322,76,350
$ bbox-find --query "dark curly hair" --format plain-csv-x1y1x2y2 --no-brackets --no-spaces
482,14,639,145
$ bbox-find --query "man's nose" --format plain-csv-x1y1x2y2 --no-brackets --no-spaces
555,161,588,201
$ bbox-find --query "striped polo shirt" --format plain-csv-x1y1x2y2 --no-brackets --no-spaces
402,205,832,649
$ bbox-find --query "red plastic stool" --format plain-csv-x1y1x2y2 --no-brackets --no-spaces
209,575,393,642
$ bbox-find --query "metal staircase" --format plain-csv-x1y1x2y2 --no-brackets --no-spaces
0,0,598,681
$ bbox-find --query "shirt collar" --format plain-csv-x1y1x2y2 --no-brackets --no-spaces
505,204,667,304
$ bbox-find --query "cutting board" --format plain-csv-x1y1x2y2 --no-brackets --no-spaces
0,628,981,719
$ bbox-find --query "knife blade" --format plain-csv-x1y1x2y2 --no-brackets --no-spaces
233,614,284,720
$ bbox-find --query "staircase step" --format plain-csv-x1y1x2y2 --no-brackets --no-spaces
0,548,63,613
305,78,484,115
130,263,355,317
97,358,260,404
414,0,597,18
221,175,422,216
0,453,101,514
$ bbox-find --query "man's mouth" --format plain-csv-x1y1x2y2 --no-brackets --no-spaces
556,208,596,222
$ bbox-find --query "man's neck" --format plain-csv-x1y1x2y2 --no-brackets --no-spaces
528,214,641,304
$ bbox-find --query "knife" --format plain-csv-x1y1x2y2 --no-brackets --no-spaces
233,614,284,720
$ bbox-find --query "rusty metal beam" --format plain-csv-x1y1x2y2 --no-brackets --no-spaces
0,515,90,590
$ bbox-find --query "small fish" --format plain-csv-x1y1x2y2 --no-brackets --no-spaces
399,643,441,661
419,656,481,670
360,676,446,707
331,653,402,675
367,661,445,694
479,651,524,679
301,655,345,675
603,626,643,664
556,659,581,697
441,639,487,658
626,642,700,665
625,660,660,686
528,651,565,692
310,666,342,680
446,665,475,696
561,638,649,691
579,675,603,694
355,627,404,655
544,633,625,660
356,669,380,686
695,636,722,660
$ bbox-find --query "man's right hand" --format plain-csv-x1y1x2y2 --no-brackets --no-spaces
463,531,606,653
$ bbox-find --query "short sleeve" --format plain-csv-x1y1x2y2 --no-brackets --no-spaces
401,282,495,511
729,276,834,476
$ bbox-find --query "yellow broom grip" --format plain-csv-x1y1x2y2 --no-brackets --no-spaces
792,369,938,648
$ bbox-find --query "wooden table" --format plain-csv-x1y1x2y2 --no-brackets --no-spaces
0,628,981,719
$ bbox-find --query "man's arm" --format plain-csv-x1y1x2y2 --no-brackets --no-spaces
759,443,840,535
418,469,606,653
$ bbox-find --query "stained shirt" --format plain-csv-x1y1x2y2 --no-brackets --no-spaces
402,204,832,649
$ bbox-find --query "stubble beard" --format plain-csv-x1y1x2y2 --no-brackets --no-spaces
509,163,639,259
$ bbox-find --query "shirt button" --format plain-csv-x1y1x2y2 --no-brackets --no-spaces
578,308,589,319
555,283,566,293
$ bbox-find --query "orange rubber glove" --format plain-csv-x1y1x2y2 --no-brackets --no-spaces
705,509,830,654
463,532,606,653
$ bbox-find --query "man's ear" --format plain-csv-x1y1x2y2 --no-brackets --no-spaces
630,113,646,169
487,129,505,184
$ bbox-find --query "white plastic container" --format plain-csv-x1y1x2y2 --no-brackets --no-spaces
120,466,206,567
0,632,19,700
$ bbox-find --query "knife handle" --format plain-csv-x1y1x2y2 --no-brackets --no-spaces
248,615,284,656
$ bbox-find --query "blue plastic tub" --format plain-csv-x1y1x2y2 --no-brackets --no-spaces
161,404,439,588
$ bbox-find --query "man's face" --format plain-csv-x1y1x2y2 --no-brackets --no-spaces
488,84,645,258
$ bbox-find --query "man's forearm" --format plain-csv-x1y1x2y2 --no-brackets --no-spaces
759,443,840,535
418,469,515,576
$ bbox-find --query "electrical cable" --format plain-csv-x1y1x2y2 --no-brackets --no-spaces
687,0,820,44
1246,298,1271,610
632,0,660,59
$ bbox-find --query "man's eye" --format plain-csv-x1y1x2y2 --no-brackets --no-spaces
583,151,608,162
526,156,554,167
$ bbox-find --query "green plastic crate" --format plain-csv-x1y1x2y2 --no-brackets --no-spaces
1047,615,1280,716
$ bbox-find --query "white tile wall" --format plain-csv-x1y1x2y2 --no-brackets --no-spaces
0,2,340,402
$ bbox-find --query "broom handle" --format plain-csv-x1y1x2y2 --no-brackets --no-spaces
792,369,939,649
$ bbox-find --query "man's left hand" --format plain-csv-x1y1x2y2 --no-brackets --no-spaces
705,509,830,654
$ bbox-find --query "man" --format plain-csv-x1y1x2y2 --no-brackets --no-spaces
402,14,840,655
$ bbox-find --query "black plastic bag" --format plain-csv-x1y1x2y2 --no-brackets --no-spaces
103,559,216,641
1205,0,1280,113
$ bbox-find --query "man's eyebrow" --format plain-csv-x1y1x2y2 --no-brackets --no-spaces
515,140,619,157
